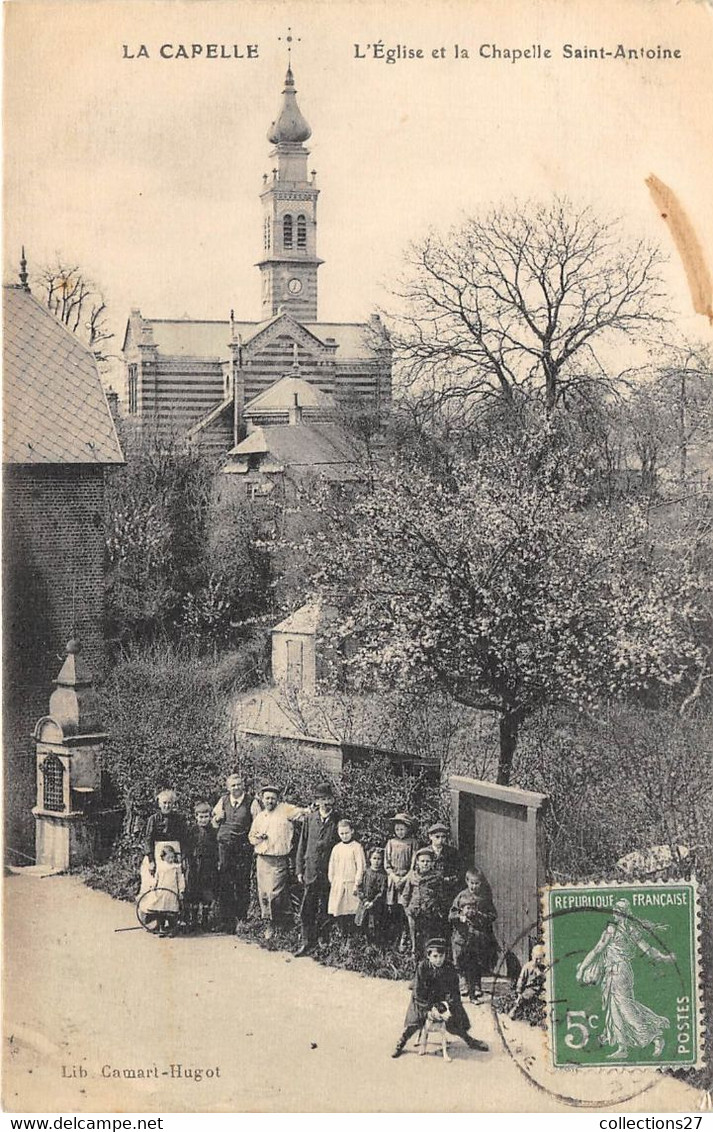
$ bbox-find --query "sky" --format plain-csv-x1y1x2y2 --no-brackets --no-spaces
4,0,713,382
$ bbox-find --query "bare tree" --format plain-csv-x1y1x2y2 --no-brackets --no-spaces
34,260,114,362
391,199,668,417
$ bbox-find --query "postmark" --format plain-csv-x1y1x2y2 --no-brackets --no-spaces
544,880,703,1071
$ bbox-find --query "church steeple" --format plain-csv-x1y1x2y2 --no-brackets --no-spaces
257,64,323,321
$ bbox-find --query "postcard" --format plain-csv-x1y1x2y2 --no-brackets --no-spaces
3,0,712,1114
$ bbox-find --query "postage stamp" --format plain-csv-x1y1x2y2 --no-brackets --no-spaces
544,881,703,1070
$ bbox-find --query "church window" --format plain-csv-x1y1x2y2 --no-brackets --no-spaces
283,213,293,249
264,217,271,251
128,364,138,414
297,214,307,248
41,754,65,812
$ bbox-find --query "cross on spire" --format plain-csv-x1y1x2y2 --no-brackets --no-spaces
278,27,300,63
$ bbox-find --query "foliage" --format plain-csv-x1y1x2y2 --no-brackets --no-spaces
513,705,712,881
105,423,272,647
392,199,667,416
302,427,709,782
99,638,268,837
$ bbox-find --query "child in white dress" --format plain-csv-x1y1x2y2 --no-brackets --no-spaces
141,844,185,936
327,820,366,937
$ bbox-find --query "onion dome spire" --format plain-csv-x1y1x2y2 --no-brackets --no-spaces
267,66,312,145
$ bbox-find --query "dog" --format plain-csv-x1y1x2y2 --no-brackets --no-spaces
418,1001,452,1061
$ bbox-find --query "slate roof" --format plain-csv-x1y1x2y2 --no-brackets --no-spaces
244,375,334,413
228,421,359,479
135,315,379,361
3,286,124,466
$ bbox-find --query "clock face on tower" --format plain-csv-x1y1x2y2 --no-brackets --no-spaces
287,277,303,295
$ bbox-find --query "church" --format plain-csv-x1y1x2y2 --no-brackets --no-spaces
121,64,392,455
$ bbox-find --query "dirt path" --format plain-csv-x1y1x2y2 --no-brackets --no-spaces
2,873,701,1113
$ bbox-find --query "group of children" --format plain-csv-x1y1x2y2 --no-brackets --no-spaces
137,785,548,1059
138,792,501,1001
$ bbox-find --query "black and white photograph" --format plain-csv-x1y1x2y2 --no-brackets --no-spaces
2,0,712,1115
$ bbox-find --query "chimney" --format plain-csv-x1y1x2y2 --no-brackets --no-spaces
289,391,303,426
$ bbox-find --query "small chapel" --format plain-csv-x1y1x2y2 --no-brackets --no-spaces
121,63,392,455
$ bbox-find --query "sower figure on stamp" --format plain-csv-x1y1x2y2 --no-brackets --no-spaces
212,773,259,931
576,897,674,1059
391,937,489,1058
449,868,498,1002
295,781,341,957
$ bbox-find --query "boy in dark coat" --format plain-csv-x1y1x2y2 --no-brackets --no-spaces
185,801,219,931
391,938,489,1057
449,867,498,1000
427,822,463,907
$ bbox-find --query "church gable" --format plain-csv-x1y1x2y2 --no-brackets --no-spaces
242,318,336,403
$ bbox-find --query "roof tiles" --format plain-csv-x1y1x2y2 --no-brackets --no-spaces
3,286,124,465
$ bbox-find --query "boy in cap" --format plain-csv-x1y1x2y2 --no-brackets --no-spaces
427,821,463,906
384,813,418,949
248,784,309,939
402,847,449,959
295,781,341,956
391,937,489,1058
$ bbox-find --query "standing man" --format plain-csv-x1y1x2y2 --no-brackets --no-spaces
295,781,341,957
212,773,259,932
248,784,309,939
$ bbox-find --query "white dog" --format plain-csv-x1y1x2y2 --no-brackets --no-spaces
418,1001,452,1061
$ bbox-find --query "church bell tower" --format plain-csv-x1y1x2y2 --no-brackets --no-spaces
257,65,323,321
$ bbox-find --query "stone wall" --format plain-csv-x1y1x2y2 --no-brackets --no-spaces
2,464,107,859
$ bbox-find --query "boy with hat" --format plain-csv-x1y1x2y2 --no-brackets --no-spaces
427,821,463,906
402,847,449,959
384,813,418,949
295,781,341,956
391,937,489,1058
248,784,309,939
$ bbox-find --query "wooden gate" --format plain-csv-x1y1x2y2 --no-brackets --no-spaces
449,775,548,965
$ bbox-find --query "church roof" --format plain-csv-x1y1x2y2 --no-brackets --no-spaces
3,285,124,466
129,313,381,363
138,318,242,358
244,375,334,413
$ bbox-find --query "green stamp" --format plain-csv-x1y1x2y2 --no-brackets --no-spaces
545,882,701,1069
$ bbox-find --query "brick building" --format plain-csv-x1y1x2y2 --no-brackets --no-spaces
3,278,124,859
121,65,392,453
